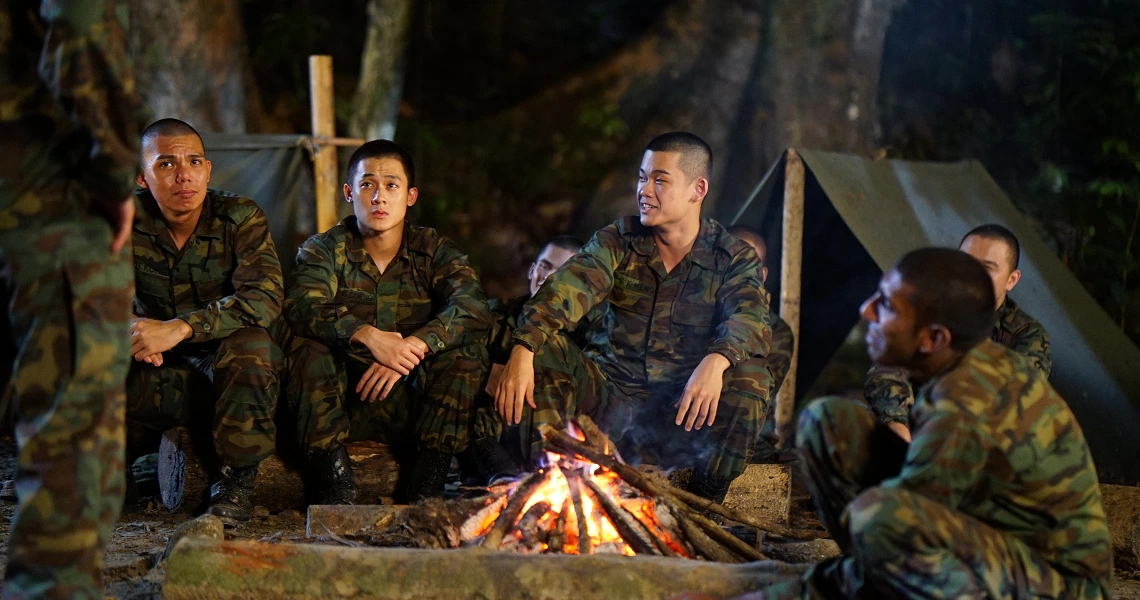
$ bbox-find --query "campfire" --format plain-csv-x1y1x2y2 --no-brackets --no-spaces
362,416,804,562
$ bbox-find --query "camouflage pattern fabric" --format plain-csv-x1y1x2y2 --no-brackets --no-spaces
486,294,528,365
751,314,794,464
284,217,492,453
759,341,1111,599
864,297,1052,425
512,217,772,482
1,0,143,597
128,188,284,467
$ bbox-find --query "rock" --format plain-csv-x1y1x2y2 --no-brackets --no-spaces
723,464,792,525
1101,484,1140,571
763,539,841,564
103,554,155,581
252,505,270,518
163,514,225,561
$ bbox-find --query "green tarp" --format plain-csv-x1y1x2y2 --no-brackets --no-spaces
727,150,1140,484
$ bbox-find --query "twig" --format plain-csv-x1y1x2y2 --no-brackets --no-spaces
481,469,547,549
664,499,741,563
686,509,768,561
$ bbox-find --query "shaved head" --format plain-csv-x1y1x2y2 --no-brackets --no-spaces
645,131,712,182
140,118,202,162
728,224,767,262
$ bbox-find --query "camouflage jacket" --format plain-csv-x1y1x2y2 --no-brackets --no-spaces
866,297,1052,425
889,339,1111,582
767,314,795,397
487,294,528,365
132,189,284,343
286,217,490,358
514,217,771,396
1,0,142,228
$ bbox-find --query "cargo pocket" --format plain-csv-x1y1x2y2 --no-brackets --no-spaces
672,302,716,359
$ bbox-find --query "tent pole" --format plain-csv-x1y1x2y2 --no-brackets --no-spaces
776,149,805,449
309,55,339,233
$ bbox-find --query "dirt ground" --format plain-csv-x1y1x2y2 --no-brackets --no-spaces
1,435,1139,599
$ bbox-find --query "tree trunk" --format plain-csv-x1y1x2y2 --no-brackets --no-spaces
349,0,414,141
128,0,264,133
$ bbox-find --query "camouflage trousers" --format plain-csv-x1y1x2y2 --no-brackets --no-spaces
747,396,1107,600
0,220,132,600
284,337,492,455
125,327,281,468
518,332,771,484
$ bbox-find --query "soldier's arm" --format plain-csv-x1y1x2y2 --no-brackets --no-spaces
767,320,795,397
708,246,771,366
180,208,284,342
41,0,143,208
285,236,370,349
1010,324,1052,378
512,225,625,351
864,365,914,425
878,409,987,508
410,239,491,353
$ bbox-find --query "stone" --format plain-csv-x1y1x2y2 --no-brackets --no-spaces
1101,483,1140,571
723,464,792,525
252,505,270,518
305,504,407,538
163,514,225,561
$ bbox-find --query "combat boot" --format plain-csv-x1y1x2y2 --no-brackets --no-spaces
306,444,357,505
404,449,453,502
457,438,520,486
207,463,259,525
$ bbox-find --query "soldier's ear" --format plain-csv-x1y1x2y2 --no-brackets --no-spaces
136,171,148,189
407,187,419,207
692,177,708,203
1006,269,1021,292
924,324,952,355
343,183,353,203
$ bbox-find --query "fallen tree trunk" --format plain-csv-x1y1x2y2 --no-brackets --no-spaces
164,539,807,600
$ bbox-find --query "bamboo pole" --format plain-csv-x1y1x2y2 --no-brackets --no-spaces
309,55,339,233
776,149,805,449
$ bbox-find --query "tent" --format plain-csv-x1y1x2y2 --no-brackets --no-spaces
725,150,1140,485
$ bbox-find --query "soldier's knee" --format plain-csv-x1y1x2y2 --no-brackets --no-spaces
847,487,912,567
794,395,851,449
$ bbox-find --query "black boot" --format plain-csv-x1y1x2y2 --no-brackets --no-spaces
458,438,521,486
207,463,259,525
404,449,453,502
686,470,732,505
306,445,357,505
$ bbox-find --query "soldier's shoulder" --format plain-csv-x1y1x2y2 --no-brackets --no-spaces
614,216,651,237
401,223,443,254
306,222,349,251
209,189,264,224
706,219,755,259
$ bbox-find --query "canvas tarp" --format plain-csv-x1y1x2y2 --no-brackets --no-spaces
727,149,1140,484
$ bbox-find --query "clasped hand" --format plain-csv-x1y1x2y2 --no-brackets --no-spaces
353,326,429,376
131,317,192,366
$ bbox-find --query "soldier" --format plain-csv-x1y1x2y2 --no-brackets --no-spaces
726,225,793,463
0,1,143,596
865,224,1051,441
740,248,1110,599
127,118,285,525
495,132,773,502
284,140,493,503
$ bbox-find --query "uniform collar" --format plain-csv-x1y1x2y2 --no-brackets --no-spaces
628,218,716,269
995,297,1019,330
343,216,415,265
133,189,223,249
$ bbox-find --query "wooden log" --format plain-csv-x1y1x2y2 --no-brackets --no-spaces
309,55,340,233
686,509,769,562
164,539,808,600
547,501,569,553
581,474,661,556
777,148,805,449
565,469,593,554
481,469,547,549
666,500,742,564
305,504,407,539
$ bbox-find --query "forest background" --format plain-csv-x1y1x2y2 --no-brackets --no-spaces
124,0,1140,343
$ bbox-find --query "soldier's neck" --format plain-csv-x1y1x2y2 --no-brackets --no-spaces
653,217,700,273
161,205,204,251
910,348,967,385
361,223,403,274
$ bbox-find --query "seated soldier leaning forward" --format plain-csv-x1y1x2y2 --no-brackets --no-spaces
495,132,774,503
739,248,1111,600
284,140,494,504
865,223,1052,441
127,119,285,525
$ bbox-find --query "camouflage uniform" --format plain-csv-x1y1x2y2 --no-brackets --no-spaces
752,314,794,463
284,217,492,454
0,1,143,596
759,340,1111,599
865,297,1052,425
127,189,284,469
513,217,772,484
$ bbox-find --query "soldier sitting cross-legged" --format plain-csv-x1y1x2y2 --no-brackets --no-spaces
127,119,286,525
284,140,495,504
495,132,775,503
737,248,1111,600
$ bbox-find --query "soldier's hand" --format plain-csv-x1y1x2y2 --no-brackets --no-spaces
131,318,192,361
142,353,164,367
354,327,422,375
109,197,135,254
357,362,402,402
495,345,536,425
676,353,731,431
887,421,912,443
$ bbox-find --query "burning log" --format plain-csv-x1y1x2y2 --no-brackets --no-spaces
514,501,553,551
547,502,569,553
481,469,548,549
460,493,510,543
564,469,593,555
581,474,661,556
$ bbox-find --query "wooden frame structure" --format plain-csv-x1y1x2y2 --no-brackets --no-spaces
776,149,805,449
308,55,366,232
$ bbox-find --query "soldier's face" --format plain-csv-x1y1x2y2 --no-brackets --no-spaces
344,157,418,236
528,243,577,297
860,269,926,367
137,134,212,216
636,151,705,228
960,235,1020,310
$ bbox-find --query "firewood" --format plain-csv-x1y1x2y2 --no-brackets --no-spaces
460,493,509,543
562,469,593,554
664,499,742,563
573,415,621,460
618,498,682,558
581,475,661,556
685,510,768,561
547,501,569,553
481,469,548,549
515,501,553,549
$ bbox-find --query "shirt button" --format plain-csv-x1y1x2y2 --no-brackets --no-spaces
202,323,212,332
436,341,445,349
